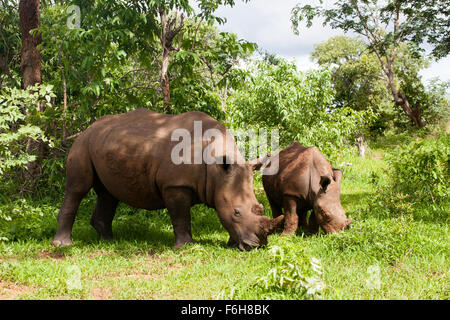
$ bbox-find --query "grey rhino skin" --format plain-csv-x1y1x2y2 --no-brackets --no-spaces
261,142,352,235
52,108,284,251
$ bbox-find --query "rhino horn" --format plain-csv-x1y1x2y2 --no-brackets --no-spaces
262,215,285,235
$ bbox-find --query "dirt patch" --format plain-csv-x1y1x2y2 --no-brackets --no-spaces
89,286,116,300
37,250,66,260
0,280,34,300
134,250,156,258
372,152,384,160
86,253,181,287
87,267,168,282
426,269,447,281
87,251,117,259
0,256,19,263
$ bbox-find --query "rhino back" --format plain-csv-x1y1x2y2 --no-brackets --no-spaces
83,109,221,210
263,142,315,204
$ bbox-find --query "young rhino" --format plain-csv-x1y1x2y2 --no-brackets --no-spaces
261,142,352,235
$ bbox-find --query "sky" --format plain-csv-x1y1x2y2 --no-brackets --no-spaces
213,0,450,84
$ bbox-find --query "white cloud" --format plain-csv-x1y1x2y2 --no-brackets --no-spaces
420,56,450,85
215,0,345,57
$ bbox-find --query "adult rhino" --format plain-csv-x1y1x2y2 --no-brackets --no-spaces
52,109,284,251
260,142,352,235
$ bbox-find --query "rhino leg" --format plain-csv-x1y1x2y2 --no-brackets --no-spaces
267,197,284,233
299,209,320,234
163,187,195,248
90,181,119,240
306,212,320,234
52,143,93,247
268,197,283,219
52,191,88,246
281,196,298,235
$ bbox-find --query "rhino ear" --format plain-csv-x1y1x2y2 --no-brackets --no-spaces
332,168,343,184
249,154,271,171
320,175,331,191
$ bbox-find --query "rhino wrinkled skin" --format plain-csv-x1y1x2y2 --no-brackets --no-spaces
262,142,352,235
52,108,284,251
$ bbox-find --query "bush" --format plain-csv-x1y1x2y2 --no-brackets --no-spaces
372,133,449,220
0,199,58,241
254,237,325,299
227,59,375,161
421,79,450,127
0,84,54,175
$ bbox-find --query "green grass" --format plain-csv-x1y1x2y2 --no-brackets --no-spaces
0,146,448,300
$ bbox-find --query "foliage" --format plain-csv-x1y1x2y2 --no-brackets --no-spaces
0,84,54,175
0,0,21,89
372,133,449,220
255,237,325,299
419,79,450,127
0,198,58,241
310,36,448,134
35,1,255,122
389,134,449,209
291,0,450,59
228,58,375,159
392,0,450,59
311,36,390,113
291,0,448,127
312,35,449,134
169,19,257,119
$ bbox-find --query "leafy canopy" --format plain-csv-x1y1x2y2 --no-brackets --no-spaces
292,0,450,59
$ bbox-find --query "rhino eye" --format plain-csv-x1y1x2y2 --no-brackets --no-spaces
234,209,241,216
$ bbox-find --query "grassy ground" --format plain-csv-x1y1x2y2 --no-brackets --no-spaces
0,145,448,300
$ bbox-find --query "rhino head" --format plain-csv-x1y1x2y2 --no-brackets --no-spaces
209,157,284,251
313,168,352,233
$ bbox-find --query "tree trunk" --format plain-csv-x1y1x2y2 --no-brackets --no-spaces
221,78,229,113
356,136,366,158
161,48,171,112
386,72,424,128
393,90,424,128
19,0,41,89
158,8,184,113
19,0,44,181
396,90,424,128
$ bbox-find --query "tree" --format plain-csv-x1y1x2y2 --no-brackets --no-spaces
0,0,21,89
154,0,251,110
175,20,256,114
393,0,450,59
311,36,389,113
19,0,44,179
228,58,374,159
32,1,255,145
19,0,41,89
159,9,185,111
291,0,449,127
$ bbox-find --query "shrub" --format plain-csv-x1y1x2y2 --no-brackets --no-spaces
0,84,54,175
372,133,449,220
254,237,325,299
0,199,58,241
227,59,375,161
